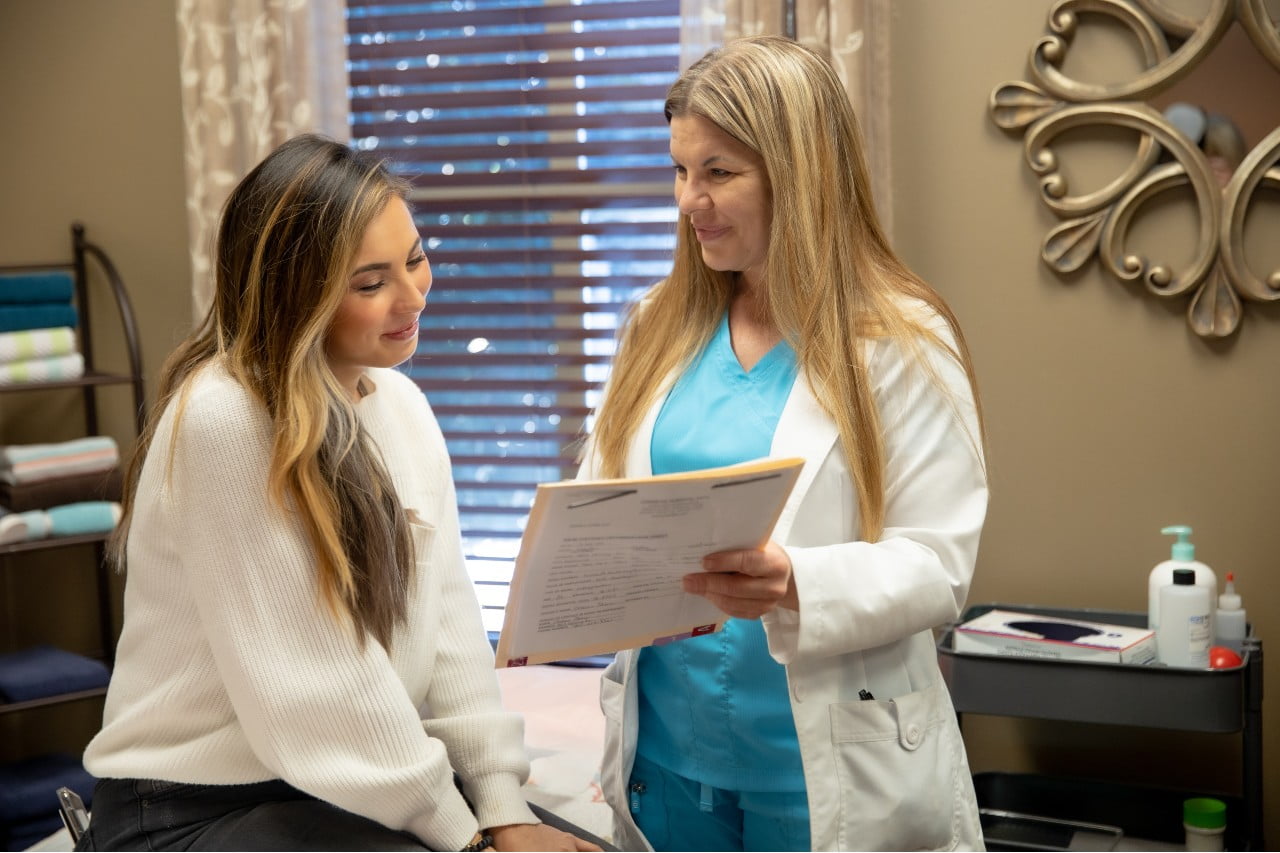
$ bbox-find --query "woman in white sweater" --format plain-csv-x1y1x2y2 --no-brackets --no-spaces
79,135,601,852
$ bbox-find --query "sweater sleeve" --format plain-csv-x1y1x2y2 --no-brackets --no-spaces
390,381,539,832
164,380,483,851
762,325,988,662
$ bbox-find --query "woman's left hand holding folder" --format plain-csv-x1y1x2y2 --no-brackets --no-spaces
685,540,799,619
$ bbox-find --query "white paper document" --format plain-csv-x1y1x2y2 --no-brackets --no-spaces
496,456,804,667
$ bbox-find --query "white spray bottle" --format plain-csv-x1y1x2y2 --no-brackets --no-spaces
1147,525,1216,637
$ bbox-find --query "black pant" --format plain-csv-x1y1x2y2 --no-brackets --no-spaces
75,778,615,851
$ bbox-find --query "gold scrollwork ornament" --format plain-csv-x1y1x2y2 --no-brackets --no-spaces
991,0,1280,339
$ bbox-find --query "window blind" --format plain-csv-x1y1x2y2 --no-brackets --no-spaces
346,0,681,633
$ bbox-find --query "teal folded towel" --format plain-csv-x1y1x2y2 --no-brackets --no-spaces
0,303,78,333
48,501,121,536
0,271,74,304
0,501,120,544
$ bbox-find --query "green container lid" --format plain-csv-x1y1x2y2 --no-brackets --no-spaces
1183,798,1227,830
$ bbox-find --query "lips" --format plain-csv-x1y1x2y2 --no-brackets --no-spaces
383,318,420,340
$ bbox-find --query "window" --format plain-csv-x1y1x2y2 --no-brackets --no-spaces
346,0,682,633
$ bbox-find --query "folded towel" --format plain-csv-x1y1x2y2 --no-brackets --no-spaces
0,510,38,545
0,271,74,305
0,467,122,512
2,812,68,849
2,813,68,850
0,351,84,386
0,303,78,333
49,501,122,537
0,646,110,704
0,326,77,365
1,436,118,466
0,502,120,544
0,752,96,822
0,437,118,486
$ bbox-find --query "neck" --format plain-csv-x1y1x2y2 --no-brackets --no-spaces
334,370,367,404
732,274,770,326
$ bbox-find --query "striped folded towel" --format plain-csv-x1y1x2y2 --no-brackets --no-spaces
0,436,118,485
0,326,77,364
0,270,74,305
0,303,78,333
0,351,84,386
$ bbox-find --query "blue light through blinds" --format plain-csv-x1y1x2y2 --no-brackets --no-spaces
346,0,680,633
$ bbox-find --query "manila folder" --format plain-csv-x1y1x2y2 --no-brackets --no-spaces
495,456,804,668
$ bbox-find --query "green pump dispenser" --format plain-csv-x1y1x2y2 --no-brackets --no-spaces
1162,525,1196,561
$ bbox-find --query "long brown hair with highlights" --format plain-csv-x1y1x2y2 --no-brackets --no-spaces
111,134,414,648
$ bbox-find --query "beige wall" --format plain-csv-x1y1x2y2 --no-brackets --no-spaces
891,1,1280,845
0,0,190,762
3,0,1277,844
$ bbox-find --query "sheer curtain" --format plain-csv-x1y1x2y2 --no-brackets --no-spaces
690,0,893,231
175,0,350,320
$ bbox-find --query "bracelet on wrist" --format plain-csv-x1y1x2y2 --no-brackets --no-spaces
460,832,492,852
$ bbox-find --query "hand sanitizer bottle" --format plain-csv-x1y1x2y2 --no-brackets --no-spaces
1147,525,1216,638
1215,572,1247,653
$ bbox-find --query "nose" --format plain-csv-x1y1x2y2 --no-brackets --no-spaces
677,178,710,216
402,273,428,313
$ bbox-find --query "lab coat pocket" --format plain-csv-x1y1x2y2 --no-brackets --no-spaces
829,680,962,851
598,661,628,808
598,657,651,851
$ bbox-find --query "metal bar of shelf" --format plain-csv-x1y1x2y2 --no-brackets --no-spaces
0,686,108,715
0,531,109,557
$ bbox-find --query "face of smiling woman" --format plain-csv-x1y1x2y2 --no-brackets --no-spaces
670,113,772,291
326,197,431,399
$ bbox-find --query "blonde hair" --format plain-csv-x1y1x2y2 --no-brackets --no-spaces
112,135,414,648
591,36,984,541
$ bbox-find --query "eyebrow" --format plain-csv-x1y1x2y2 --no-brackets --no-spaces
350,237,425,277
670,154,732,168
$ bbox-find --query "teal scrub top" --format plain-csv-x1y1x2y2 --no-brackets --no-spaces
635,313,805,792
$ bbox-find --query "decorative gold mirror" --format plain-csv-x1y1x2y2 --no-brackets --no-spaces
990,0,1280,338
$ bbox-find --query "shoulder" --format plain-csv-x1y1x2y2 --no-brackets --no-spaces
364,368,432,420
893,295,954,339
171,362,270,443
360,368,441,448
860,295,971,397
868,295,961,359
368,366,425,400
147,362,272,479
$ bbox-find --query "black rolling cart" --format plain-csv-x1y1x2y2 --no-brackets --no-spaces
938,603,1263,850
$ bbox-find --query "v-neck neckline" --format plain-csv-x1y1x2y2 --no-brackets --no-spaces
716,313,789,378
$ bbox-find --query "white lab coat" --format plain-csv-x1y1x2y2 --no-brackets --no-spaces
584,321,988,851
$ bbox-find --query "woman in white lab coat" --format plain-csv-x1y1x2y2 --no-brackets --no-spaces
577,37,989,851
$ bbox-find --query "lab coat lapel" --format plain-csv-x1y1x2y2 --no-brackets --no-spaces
769,373,839,543
624,380,667,478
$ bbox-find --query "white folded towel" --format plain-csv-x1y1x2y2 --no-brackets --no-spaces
0,326,77,365
0,352,84,386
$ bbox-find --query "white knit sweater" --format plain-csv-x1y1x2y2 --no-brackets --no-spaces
84,363,537,850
